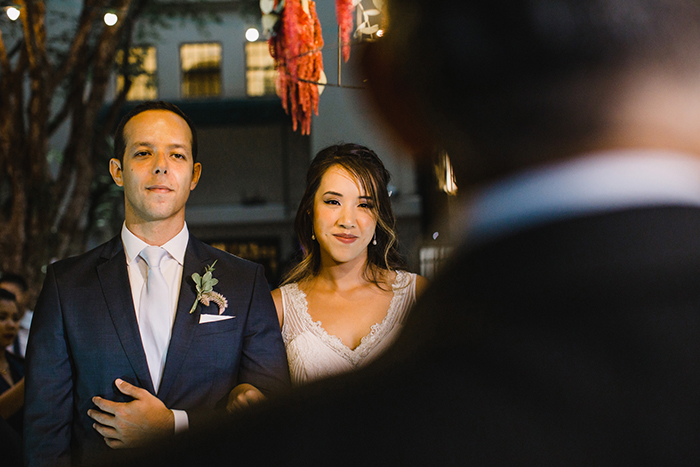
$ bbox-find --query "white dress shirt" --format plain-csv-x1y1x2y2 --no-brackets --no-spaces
460,150,700,245
121,222,189,432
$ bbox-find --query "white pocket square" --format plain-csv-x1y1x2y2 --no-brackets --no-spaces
199,314,235,324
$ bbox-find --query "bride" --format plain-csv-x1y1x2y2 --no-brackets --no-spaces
272,144,427,385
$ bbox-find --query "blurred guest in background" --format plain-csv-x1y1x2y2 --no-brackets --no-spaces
0,289,24,437
122,0,700,464
264,144,426,389
1,273,32,358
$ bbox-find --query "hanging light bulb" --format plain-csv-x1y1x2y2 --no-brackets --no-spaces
245,28,260,42
104,12,118,26
6,6,20,21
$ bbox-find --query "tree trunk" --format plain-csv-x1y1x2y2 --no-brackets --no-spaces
0,0,145,305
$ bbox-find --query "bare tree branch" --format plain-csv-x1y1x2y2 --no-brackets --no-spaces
53,0,141,253
95,0,145,146
48,58,92,136
1,0,220,300
50,0,101,93
0,29,10,77
17,0,40,70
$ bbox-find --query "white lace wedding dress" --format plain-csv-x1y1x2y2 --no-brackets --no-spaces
280,270,417,386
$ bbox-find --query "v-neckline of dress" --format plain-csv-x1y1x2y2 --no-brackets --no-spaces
291,271,409,365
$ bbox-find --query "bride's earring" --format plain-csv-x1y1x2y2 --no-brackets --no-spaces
311,231,316,241
372,233,377,246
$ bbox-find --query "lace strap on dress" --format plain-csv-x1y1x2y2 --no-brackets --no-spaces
392,271,417,325
280,283,307,342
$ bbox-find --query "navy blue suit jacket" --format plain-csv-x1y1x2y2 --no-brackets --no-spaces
24,234,290,466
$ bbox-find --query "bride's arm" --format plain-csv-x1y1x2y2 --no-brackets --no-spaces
271,288,284,328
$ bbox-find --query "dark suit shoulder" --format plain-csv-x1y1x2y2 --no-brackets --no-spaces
50,236,121,270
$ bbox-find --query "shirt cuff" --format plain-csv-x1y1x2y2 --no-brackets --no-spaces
172,409,189,434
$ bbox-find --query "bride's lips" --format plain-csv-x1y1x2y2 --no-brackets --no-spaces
333,233,358,244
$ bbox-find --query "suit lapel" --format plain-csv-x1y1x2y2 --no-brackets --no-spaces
96,236,155,394
157,236,212,400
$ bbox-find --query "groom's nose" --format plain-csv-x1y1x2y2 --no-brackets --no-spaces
152,151,169,175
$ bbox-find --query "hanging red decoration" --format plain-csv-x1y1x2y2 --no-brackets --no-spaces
269,0,324,135
336,0,354,62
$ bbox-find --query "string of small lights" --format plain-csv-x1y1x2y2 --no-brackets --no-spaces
3,5,120,26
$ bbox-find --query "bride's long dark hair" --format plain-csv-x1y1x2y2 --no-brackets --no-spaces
281,144,406,287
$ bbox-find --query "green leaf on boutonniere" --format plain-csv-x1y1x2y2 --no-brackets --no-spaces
189,261,226,314
192,273,202,288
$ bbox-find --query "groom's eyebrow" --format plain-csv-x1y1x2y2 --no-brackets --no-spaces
168,143,190,152
132,142,190,151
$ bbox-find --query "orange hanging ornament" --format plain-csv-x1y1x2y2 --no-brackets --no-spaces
336,0,354,62
269,0,324,135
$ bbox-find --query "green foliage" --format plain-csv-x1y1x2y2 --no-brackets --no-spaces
189,260,219,313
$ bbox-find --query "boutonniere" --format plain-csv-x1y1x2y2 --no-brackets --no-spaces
189,260,229,314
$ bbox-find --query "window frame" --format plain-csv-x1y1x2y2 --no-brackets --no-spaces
179,41,224,99
116,45,158,102
244,40,277,98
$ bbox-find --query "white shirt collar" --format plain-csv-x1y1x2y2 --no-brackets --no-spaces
121,222,189,266
460,149,700,245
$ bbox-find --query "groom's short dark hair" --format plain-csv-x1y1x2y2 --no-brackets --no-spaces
113,101,199,165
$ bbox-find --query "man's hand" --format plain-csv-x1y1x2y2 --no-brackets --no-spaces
226,383,266,413
87,378,174,449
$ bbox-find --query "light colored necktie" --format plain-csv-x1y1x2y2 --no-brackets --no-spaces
139,246,171,392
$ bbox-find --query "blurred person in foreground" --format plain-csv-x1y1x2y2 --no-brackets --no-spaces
120,0,700,464
260,144,426,389
1,273,33,358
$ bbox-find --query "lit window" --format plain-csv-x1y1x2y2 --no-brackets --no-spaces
116,46,157,101
245,41,277,97
180,43,222,98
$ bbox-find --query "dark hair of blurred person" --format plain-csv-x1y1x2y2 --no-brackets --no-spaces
0,274,28,295
0,273,29,313
368,0,700,185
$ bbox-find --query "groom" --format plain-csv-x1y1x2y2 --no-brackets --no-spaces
24,101,290,466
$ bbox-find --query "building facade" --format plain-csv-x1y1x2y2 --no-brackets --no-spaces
105,0,423,285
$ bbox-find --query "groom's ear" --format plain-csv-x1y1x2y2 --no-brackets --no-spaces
109,158,124,187
190,162,202,191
